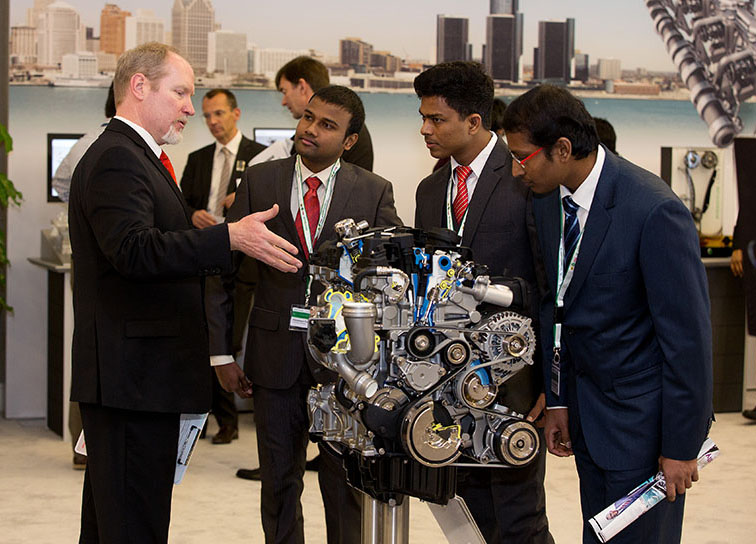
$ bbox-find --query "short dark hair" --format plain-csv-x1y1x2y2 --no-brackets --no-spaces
276,56,330,92
491,98,507,133
203,88,238,110
502,84,599,159
413,61,494,128
105,82,116,118
593,117,617,154
311,85,365,138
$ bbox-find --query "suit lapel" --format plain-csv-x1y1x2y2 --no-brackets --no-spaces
461,139,508,247
539,191,562,292
564,150,617,308
318,162,357,249
426,166,450,229
108,119,193,224
274,156,301,253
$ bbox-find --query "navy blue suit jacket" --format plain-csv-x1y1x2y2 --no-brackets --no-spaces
534,148,712,471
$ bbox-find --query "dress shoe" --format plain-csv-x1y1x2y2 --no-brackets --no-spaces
743,406,756,420
73,453,87,470
236,468,261,481
212,426,238,444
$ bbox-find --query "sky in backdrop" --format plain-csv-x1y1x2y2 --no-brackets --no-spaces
11,0,675,72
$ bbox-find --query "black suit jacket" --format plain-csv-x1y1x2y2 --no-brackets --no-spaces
206,156,402,389
415,138,546,413
68,118,233,413
179,134,266,215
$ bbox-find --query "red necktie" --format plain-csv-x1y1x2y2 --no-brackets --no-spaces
295,176,321,259
453,165,472,224
160,150,177,184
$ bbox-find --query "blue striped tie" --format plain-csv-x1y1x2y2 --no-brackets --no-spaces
562,195,580,273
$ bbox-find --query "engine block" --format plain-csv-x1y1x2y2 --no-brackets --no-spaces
305,220,540,496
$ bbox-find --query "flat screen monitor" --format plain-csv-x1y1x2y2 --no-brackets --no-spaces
253,127,295,147
48,133,83,202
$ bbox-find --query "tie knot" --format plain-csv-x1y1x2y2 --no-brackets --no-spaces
562,195,579,215
221,146,232,158
455,165,472,184
305,176,321,192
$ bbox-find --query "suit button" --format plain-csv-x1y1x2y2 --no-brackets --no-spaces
566,327,575,335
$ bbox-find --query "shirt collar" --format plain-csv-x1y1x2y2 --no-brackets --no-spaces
114,115,162,158
560,145,606,212
215,129,242,156
450,131,497,179
298,158,338,186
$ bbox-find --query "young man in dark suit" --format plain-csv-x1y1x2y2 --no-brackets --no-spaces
207,85,401,544
413,61,554,544
503,84,713,543
179,88,267,444
68,42,301,543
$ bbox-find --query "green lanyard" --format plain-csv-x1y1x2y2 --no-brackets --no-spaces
551,199,583,395
295,155,339,256
295,155,339,305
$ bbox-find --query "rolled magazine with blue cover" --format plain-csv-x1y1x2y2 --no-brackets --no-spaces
589,438,720,542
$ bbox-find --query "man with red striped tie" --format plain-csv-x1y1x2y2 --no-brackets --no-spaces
413,61,554,544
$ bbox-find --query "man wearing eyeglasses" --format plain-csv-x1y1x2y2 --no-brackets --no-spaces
503,84,713,544
413,61,553,544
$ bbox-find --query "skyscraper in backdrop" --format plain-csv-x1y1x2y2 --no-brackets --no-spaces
436,15,470,64
485,0,523,82
100,4,131,57
534,18,575,82
172,0,215,74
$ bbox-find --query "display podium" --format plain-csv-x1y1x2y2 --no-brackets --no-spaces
28,257,73,442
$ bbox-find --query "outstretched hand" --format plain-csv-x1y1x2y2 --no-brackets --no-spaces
228,204,302,273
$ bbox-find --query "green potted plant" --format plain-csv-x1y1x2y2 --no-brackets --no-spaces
0,122,23,311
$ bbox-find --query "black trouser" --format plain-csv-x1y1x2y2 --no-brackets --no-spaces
456,427,554,544
253,368,361,544
78,403,179,544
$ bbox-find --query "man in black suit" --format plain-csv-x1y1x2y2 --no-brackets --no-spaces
68,42,301,544
207,85,401,544
179,89,266,444
414,62,554,544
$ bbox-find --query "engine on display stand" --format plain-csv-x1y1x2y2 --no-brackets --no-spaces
303,219,540,544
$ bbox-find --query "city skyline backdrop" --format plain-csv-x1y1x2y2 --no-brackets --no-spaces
10,0,676,72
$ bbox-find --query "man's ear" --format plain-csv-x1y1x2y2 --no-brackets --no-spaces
343,132,359,151
130,73,147,101
467,113,484,134
298,78,313,97
552,137,573,163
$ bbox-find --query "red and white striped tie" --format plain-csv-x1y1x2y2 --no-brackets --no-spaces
453,165,472,224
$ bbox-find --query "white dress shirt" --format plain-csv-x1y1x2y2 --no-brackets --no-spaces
449,131,498,202
206,130,242,216
114,116,162,158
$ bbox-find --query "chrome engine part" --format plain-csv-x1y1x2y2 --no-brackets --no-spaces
305,222,540,484
646,0,756,146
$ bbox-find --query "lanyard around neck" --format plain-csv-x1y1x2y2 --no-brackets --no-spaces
553,201,584,349
294,155,339,256
446,169,470,237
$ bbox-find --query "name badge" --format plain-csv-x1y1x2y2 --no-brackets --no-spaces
289,305,310,331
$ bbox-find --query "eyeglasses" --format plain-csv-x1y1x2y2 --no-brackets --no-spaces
511,147,543,170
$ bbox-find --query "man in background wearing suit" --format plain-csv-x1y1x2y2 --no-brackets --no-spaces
414,61,554,544
179,88,266,444
68,42,301,543
503,85,712,544
207,85,401,544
